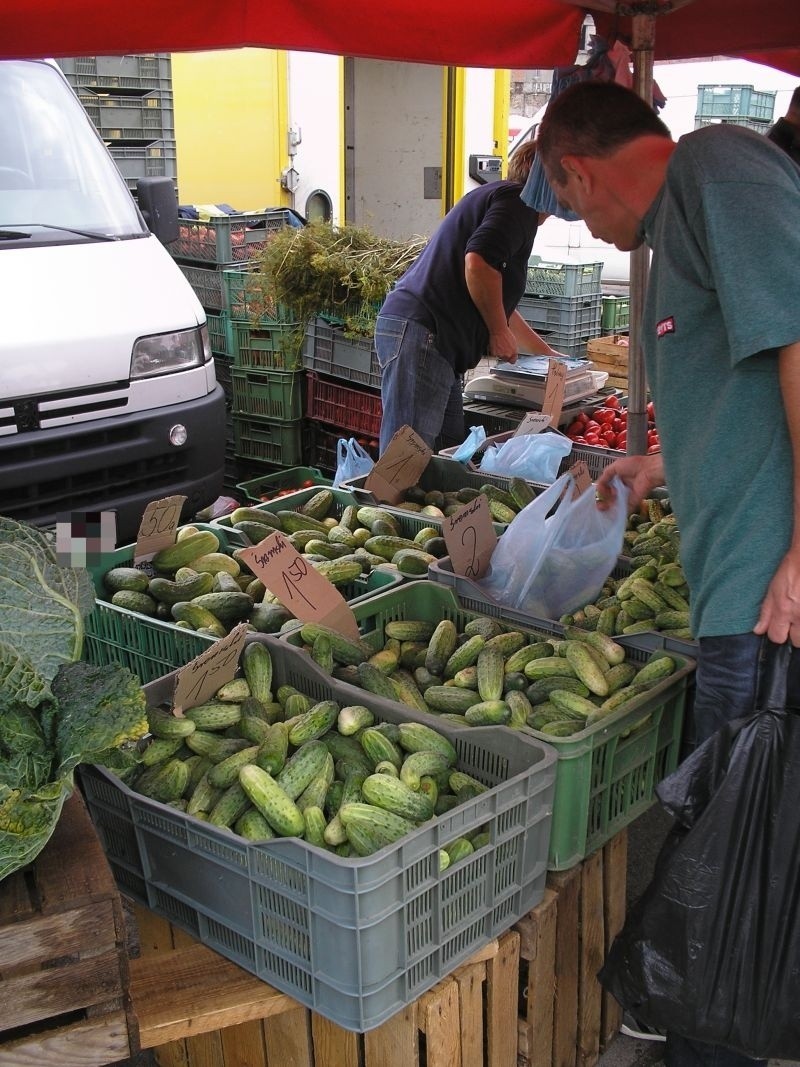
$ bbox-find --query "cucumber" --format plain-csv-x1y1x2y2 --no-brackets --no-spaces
361,773,435,822
111,589,157,616
239,764,305,837
152,530,220,572
275,739,330,800
103,566,150,594
242,642,273,703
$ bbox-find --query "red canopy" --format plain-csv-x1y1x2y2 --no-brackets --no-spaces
2,0,800,77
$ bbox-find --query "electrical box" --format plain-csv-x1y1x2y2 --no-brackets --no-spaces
468,154,503,184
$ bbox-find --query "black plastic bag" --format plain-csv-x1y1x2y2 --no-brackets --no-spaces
599,644,800,1060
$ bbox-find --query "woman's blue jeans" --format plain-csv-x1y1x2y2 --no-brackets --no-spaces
374,314,465,453
665,632,800,1067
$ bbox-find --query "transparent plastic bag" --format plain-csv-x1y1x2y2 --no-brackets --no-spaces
450,424,487,464
477,472,627,618
333,437,374,487
479,432,573,483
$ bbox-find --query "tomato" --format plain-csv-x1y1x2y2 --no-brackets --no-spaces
601,429,617,446
596,409,616,424
584,431,601,444
585,420,601,433
259,494,272,502
573,435,587,443
616,433,627,449
302,478,315,488
605,395,621,409
612,417,624,433
647,443,661,454
567,420,584,436
646,400,656,420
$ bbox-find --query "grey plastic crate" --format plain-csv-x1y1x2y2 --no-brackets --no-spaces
59,54,172,91
525,261,603,299
518,293,602,334
79,634,556,1032
696,84,776,122
439,429,619,481
303,318,382,391
110,140,176,181
76,89,174,140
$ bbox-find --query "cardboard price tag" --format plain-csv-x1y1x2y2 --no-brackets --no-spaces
542,360,567,424
238,531,361,642
569,459,592,497
443,494,498,580
363,425,431,504
172,622,249,715
134,494,187,562
514,411,553,437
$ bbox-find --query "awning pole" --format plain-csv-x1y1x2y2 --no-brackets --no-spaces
626,12,656,456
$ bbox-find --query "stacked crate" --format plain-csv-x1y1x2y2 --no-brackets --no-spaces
518,260,603,358
57,55,177,198
168,212,305,490
694,83,776,131
302,316,383,475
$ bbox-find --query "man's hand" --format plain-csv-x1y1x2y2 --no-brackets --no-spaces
595,452,665,513
488,324,520,363
754,547,800,646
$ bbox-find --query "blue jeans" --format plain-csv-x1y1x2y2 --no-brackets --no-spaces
665,633,800,1067
374,314,465,453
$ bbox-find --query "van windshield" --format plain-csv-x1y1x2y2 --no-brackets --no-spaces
0,60,146,239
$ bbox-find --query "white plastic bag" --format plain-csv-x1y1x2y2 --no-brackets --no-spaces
450,424,487,464
479,432,573,483
477,472,627,619
333,437,374,487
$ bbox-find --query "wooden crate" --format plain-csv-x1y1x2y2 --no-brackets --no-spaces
0,791,134,1067
515,830,628,1067
587,336,630,390
130,905,521,1067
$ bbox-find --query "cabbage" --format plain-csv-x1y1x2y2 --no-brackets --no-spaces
0,520,148,881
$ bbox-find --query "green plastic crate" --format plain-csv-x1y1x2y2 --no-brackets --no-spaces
83,523,399,684
600,295,630,333
232,415,308,467
231,321,305,372
205,310,232,356
236,466,332,503
170,211,297,266
222,267,298,325
282,580,694,870
231,368,305,422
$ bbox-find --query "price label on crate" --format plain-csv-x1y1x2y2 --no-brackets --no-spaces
514,411,553,436
542,360,567,424
238,531,361,642
569,460,592,498
364,425,431,504
134,495,187,563
443,494,497,580
173,622,250,716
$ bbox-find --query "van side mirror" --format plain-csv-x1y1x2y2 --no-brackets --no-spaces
137,177,179,245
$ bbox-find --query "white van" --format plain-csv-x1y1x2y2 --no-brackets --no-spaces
0,59,225,542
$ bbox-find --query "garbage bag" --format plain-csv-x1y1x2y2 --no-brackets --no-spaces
477,471,626,619
333,437,374,487
599,643,800,1060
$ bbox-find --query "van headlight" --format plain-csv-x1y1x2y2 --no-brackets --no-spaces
130,325,211,379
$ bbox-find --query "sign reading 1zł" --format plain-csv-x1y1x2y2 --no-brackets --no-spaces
238,531,362,642
363,425,432,504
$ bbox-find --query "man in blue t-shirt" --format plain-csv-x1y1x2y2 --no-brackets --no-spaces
537,80,800,1067
374,141,560,452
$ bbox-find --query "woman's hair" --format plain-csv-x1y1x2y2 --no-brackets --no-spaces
538,81,671,183
507,139,537,184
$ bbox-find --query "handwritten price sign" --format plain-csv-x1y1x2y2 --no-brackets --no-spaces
238,531,361,642
364,425,431,504
569,459,592,498
514,411,553,437
173,623,249,715
134,494,187,562
542,360,567,424
443,494,497,580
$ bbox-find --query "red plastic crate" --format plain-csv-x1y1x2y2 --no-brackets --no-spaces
306,372,382,439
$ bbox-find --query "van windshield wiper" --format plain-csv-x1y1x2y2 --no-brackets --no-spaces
0,224,118,241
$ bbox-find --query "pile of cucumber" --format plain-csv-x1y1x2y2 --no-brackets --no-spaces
365,479,536,525
127,642,492,865
292,616,683,738
561,496,693,641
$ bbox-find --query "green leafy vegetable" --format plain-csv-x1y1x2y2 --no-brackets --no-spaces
0,520,148,882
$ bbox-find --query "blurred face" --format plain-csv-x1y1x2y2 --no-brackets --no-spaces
545,159,644,252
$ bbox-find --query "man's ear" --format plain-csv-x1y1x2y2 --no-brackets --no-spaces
561,154,591,188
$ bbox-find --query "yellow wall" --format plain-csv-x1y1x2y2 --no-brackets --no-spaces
171,49,289,208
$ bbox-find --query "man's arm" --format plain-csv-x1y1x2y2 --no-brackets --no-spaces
465,252,563,361
754,340,800,646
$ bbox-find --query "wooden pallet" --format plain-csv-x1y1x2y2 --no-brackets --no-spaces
130,905,521,1067
0,791,134,1067
516,831,628,1067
